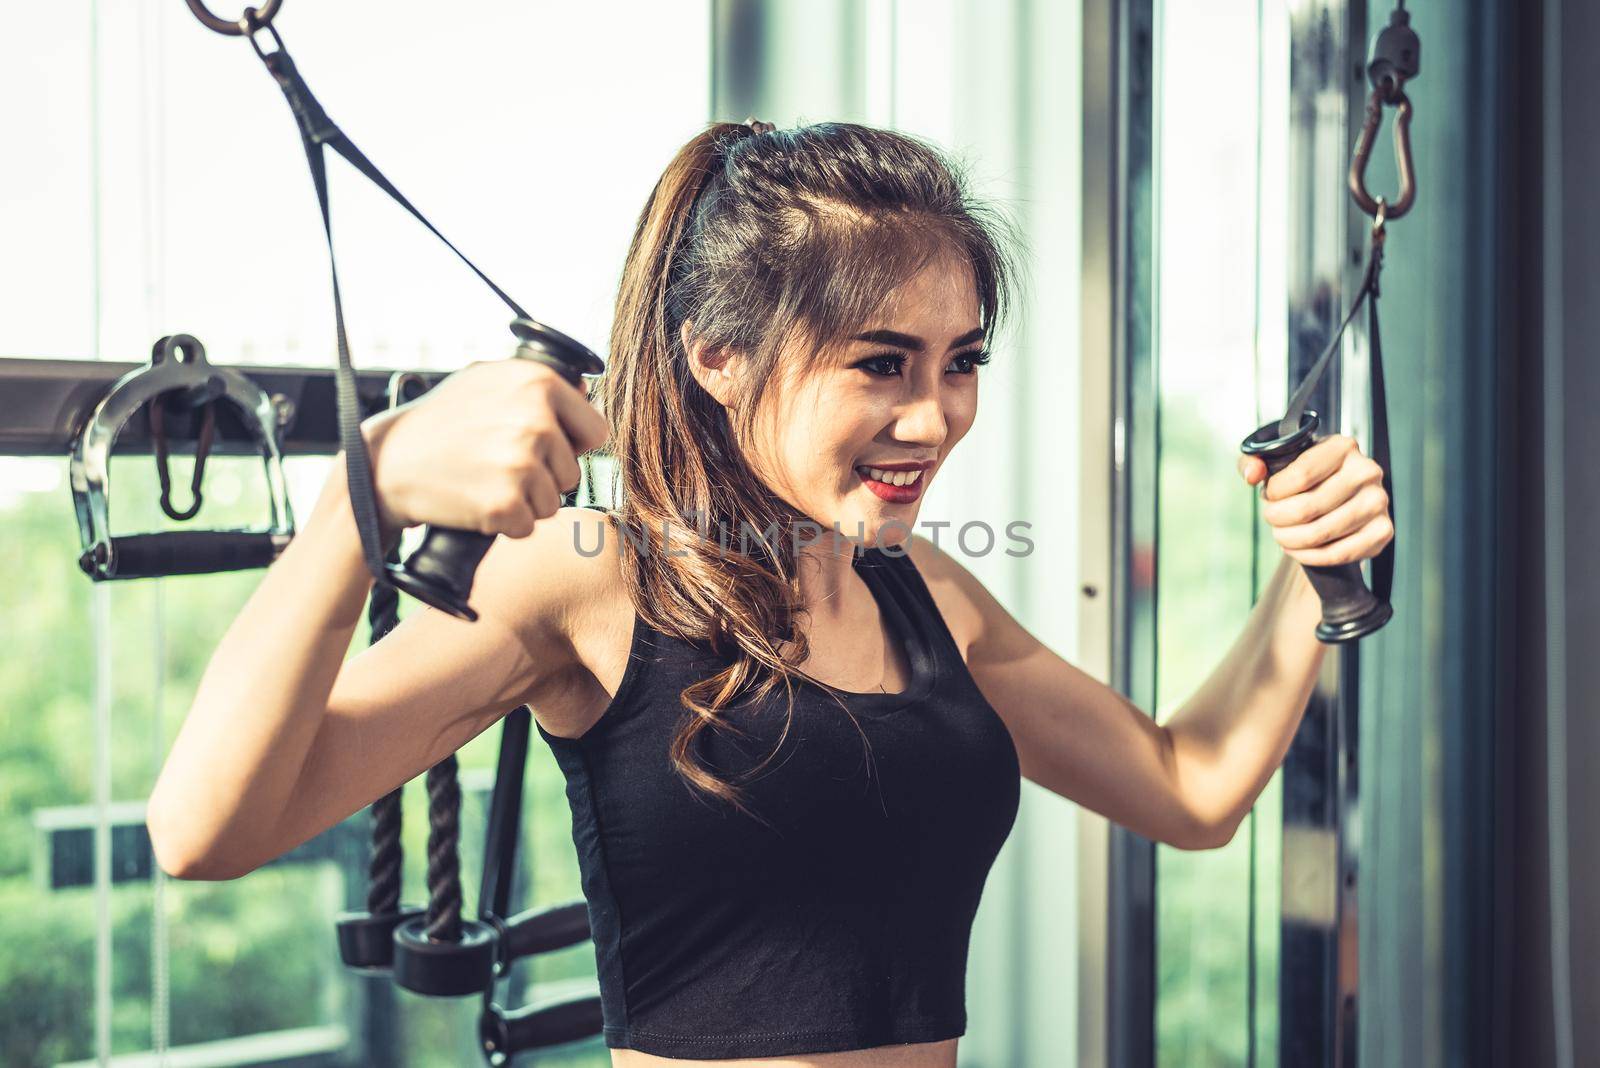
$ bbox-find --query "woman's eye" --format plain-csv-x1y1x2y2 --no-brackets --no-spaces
951,349,992,374
854,350,992,377
858,354,906,376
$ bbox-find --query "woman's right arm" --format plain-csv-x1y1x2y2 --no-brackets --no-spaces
146,442,597,881
147,357,609,879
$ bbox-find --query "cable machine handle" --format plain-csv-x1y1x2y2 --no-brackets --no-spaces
82,530,292,580
187,3,606,622
1238,5,1413,643
388,318,603,621
1241,411,1394,642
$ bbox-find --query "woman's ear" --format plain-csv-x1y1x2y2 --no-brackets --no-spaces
681,319,741,406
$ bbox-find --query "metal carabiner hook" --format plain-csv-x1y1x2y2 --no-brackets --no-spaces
1348,83,1417,221
185,0,283,36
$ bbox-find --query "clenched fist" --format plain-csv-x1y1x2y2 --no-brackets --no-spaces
1238,434,1393,568
360,358,611,542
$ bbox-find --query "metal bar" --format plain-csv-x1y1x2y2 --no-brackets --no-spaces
0,355,443,458
709,0,767,122
1078,0,1117,1062
1495,4,1549,1067
35,807,357,891
34,769,498,891
710,0,868,126
56,1025,350,1068
1278,2,1360,1064
1106,0,1157,1064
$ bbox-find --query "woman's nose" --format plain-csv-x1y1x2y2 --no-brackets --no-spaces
893,387,949,448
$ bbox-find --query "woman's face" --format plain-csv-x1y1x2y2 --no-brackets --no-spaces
731,252,986,553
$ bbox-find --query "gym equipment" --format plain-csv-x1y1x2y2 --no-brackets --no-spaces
185,0,605,624
182,1,609,1054
334,374,430,976
1239,3,1416,643
328,372,603,1055
70,333,295,581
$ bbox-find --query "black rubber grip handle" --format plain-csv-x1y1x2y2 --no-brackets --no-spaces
80,531,290,580
480,994,604,1061
1240,411,1393,643
500,900,592,964
387,319,605,621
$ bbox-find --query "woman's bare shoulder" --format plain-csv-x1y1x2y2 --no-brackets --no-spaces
552,506,635,642
903,532,1046,673
901,533,986,662
476,506,636,737
467,502,630,658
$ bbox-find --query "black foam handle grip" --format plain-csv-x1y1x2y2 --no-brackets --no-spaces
386,319,606,621
80,531,290,580
480,994,604,1062
389,525,497,619
1240,411,1393,643
500,901,592,964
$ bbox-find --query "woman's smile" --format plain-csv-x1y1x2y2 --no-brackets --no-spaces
855,463,930,503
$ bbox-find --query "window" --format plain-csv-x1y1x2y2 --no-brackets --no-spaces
1146,2,1290,1064
0,3,708,1063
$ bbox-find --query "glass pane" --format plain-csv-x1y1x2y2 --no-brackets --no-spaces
2,1,709,1063
1149,2,1289,1066
1,455,350,1063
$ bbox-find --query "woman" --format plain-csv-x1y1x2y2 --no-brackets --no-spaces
148,120,1393,1066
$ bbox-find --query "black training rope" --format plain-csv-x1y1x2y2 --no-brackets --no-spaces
358,534,470,950
423,755,465,943
366,787,405,918
364,545,406,920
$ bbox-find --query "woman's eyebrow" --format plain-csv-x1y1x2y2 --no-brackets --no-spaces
848,327,985,352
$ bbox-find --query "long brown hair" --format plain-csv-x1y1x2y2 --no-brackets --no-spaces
594,120,1019,824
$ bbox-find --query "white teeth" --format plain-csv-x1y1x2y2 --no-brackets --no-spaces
858,466,924,487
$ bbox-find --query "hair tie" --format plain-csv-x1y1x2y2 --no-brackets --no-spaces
742,116,776,136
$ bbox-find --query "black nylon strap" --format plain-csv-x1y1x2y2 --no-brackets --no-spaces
263,48,532,322
253,31,528,585
1279,244,1380,437
1367,262,1395,603
1278,237,1396,603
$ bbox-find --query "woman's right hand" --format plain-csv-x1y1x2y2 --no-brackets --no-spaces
361,358,611,541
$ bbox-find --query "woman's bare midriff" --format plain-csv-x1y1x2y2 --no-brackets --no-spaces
609,1037,958,1068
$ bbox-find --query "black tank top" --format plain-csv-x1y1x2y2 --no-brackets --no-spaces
536,543,1021,1059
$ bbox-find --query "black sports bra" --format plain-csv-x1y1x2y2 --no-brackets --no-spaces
536,543,1021,1059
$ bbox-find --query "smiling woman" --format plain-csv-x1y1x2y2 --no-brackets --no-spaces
135,96,1372,1068
522,114,1379,1067
710,262,994,514
599,121,1021,820
528,119,1027,1063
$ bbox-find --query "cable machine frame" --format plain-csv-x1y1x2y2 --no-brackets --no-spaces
1094,0,1370,1064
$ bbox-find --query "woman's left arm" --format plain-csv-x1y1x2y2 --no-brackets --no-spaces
911,432,1391,851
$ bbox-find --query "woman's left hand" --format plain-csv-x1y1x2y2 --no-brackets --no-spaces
1237,434,1394,567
